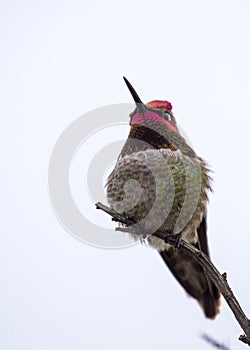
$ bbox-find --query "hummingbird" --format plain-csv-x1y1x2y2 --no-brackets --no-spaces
106,77,220,318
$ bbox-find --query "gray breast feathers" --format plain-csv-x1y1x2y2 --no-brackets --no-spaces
106,148,210,240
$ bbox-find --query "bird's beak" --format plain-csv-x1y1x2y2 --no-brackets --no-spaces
123,77,146,113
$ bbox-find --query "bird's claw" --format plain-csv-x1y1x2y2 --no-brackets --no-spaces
164,232,183,249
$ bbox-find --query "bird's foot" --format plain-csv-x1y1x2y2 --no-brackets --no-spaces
164,232,183,249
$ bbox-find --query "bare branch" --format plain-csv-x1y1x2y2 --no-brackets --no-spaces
96,202,250,346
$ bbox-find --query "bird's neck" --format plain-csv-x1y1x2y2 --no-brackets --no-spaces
120,124,196,158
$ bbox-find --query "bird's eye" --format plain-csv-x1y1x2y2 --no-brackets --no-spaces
163,111,172,121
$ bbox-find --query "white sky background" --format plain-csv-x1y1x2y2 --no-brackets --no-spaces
1,0,250,349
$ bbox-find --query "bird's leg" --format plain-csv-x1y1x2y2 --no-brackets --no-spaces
164,231,183,249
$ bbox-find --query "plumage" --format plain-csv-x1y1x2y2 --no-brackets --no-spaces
106,77,220,318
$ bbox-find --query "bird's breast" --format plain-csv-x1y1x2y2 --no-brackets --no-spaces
106,148,210,245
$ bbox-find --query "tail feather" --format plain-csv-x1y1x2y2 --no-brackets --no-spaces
200,290,220,319
160,245,220,319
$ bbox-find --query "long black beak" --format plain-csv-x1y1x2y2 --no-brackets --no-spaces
123,77,146,112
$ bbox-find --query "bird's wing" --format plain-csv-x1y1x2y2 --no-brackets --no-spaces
197,216,220,309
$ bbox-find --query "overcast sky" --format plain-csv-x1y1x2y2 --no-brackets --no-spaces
2,0,250,349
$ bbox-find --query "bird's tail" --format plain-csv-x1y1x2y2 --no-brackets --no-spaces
159,246,220,319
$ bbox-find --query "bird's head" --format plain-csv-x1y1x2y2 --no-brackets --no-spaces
122,77,195,157
123,77,178,133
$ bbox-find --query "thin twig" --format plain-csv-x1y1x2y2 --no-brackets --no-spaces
200,333,230,350
96,202,250,346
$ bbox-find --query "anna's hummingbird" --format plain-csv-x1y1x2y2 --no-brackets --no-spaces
106,77,220,318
